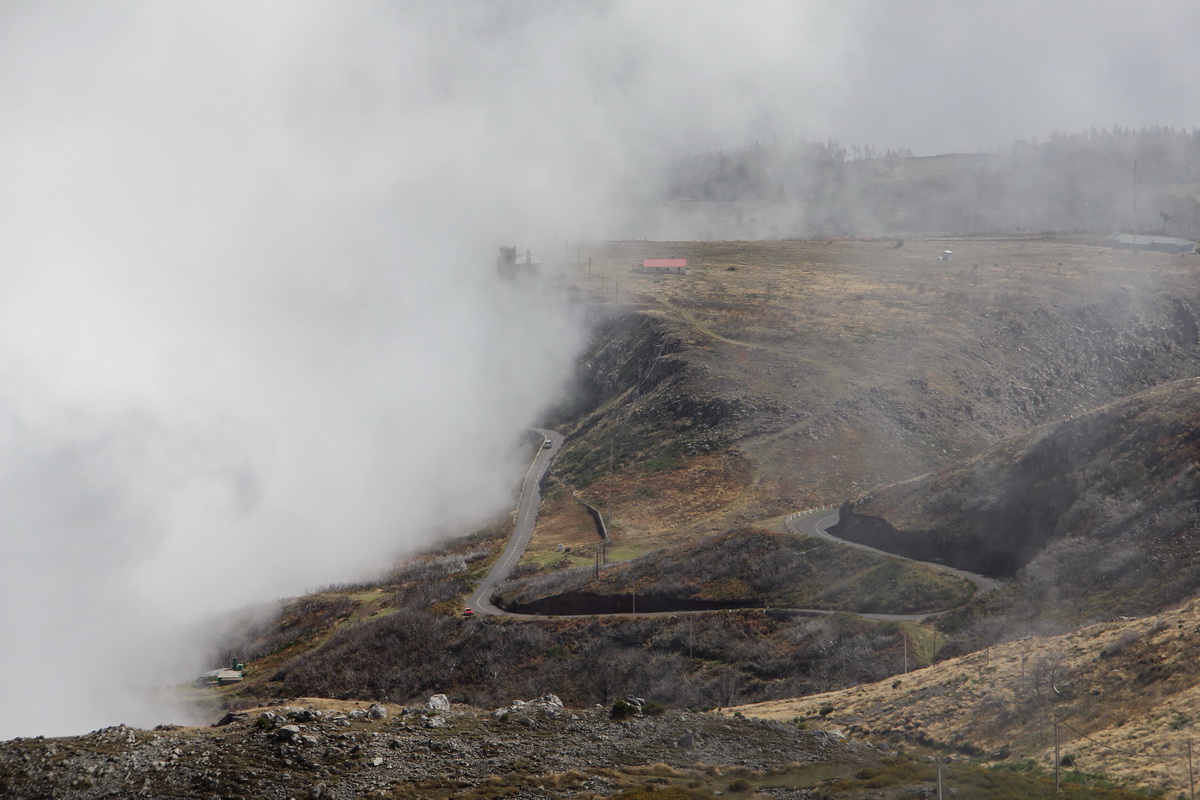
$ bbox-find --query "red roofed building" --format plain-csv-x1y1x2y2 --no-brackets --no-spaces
634,258,688,274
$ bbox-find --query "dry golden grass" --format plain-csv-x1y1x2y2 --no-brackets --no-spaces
727,597,1200,795
529,451,752,559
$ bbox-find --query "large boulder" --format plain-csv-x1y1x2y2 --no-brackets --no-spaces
275,725,302,742
425,694,451,713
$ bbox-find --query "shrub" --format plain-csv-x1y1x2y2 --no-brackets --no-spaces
642,701,667,716
611,700,638,719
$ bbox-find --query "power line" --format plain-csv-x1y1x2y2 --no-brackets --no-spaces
1058,718,1164,760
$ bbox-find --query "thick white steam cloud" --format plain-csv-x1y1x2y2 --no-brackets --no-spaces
0,4,601,738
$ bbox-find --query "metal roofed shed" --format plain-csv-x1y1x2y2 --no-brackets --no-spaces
194,657,245,687
1109,233,1197,254
633,258,688,274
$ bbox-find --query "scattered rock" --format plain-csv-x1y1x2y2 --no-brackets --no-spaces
276,725,302,742
258,712,286,729
213,712,248,727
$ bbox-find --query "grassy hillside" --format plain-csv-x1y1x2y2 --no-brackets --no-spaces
495,527,973,616
732,597,1200,797
215,533,935,712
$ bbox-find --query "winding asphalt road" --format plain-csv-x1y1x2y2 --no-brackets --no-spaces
784,509,1002,620
466,428,562,616
467,434,1001,621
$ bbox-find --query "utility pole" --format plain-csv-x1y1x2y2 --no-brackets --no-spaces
1180,738,1190,800
903,632,908,674
631,591,636,614
936,757,943,800
1055,717,1061,795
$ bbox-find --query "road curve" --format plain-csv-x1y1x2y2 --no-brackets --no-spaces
465,439,1000,621
786,508,1003,602
466,428,562,616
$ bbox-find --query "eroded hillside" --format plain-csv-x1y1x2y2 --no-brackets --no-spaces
830,376,1200,648
537,237,1200,559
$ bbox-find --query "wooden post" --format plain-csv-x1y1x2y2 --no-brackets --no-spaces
1189,740,1195,800
1055,717,1060,795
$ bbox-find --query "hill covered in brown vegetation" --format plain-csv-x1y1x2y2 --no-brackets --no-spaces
544,236,1200,554
733,597,1200,797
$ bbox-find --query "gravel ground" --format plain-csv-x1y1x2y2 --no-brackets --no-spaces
0,699,881,799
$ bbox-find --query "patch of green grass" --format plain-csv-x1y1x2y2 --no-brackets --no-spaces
639,454,682,472
603,541,663,561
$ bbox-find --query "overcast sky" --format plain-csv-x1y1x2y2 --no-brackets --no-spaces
372,1,1200,164
0,0,1195,739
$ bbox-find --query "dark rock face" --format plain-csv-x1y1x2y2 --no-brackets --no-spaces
834,376,1200,594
